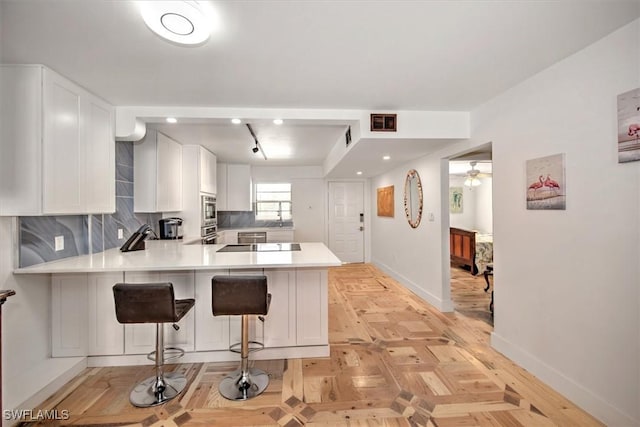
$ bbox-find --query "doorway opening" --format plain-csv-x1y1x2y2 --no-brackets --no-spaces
447,143,494,327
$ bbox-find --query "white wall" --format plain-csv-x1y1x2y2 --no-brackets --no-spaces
372,19,639,425
474,176,492,233
251,166,326,243
371,157,451,311
478,20,639,425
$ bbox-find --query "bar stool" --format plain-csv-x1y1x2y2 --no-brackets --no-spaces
113,282,195,407
211,275,271,400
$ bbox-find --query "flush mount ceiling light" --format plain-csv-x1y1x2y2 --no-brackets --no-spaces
140,1,215,46
231,118,242,124
383,155,391,160
273,119,283,125
166,117,177,123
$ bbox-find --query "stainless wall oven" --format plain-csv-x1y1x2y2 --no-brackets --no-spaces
201,195,217,226
201,224,218,245
201,195,217,244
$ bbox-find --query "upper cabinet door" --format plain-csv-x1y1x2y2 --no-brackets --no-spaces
83,93,115,213
199,146,217,195
156,132,182,212
42,69,83,214
226,164,251,211
135,129,182,213
0,65,115,216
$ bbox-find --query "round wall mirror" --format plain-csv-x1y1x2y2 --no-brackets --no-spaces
404,169,423,228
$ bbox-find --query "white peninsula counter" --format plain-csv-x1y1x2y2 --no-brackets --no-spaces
15,241,341,367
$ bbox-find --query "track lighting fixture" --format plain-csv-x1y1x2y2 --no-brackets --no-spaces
246,123,267,160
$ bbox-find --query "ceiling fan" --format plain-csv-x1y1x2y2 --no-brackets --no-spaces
463,161,490,187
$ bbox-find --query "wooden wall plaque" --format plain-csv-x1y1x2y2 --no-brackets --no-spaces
377,185,394,217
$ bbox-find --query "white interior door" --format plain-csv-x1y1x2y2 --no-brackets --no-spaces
328,182,364,263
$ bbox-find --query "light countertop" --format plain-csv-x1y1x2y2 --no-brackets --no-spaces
14,241,341,274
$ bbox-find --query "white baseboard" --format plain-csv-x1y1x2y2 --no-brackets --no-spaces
490,332,637,427
87,345,330,367
3,357,87,427
372,259,454,312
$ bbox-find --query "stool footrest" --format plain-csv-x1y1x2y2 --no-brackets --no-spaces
147,346,185,363
229,340,264,354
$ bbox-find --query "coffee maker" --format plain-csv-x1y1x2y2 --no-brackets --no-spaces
158,218,183,240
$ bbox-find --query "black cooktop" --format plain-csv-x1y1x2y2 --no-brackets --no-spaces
217,243,301,253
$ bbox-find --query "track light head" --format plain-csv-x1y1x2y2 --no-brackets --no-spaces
252,145,259,153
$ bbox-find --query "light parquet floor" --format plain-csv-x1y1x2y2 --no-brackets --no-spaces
449,267,493,327
21,264,602,427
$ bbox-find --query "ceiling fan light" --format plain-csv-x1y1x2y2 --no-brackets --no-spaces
464,177,481,187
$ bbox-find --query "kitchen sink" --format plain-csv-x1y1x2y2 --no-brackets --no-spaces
217,243,301,253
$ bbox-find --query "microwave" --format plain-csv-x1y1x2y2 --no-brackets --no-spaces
201,195,217,226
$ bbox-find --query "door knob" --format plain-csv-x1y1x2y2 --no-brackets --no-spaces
359,226,364,231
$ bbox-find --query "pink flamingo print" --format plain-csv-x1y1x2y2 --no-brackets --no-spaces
543,174,560,196
628,123,640,139
528,175,544,198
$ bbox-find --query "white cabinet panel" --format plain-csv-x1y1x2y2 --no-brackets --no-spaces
200,146,217,195
83,94,115,213
264,269,296,347
134,129,182,213
0,65,115,215
122,271,195,355
88,272,124,355
42,70,82,213
52,274,88,357
195,270,230,351
217,163,251,211
296,269,328,346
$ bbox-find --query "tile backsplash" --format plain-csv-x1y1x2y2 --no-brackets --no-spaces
18,141,161,267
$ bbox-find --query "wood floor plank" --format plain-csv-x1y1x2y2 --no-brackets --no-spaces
19,264,602,427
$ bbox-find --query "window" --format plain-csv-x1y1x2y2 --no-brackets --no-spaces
255,183,292,221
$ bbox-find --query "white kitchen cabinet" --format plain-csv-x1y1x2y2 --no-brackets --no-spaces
178,145,217,238
122,271,195,355
52,274,89,357
199,146,217,195
0,64,115,216
267,230,295,243
195,270,230,351
296,269,328,346
88,272,125,356
263,269,296,347
216,163,251,211
134,129,182,213
52,272,124,357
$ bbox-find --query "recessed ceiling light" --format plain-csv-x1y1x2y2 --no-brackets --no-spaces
140,1,216,46
356,171,363,175
231,118,242,124
383,155,391,160
166,117,177,123
273,119,284,125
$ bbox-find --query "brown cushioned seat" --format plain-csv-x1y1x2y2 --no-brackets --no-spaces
113,282,194,324
211,275,271,316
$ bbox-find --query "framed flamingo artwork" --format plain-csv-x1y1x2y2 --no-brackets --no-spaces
526,153,566,210
617,87,640,163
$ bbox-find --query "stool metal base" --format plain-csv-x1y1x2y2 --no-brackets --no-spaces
130,372,188,407
219,367,269,401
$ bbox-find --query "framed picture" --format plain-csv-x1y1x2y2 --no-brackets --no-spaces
376,185,394,217
526,153,566,210
617,87,640,163
449,187,463,213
